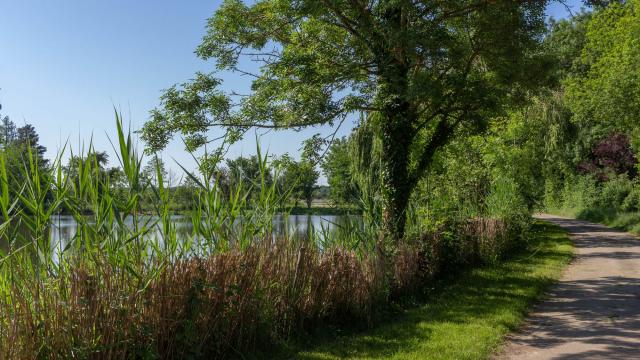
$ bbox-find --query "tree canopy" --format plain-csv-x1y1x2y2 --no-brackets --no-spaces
142,0,560,242
322,137,358,206
565,0,640,135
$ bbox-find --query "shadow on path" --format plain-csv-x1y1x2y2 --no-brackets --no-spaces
498,215,640,360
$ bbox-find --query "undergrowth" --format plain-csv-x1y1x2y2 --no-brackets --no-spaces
0,114,530,359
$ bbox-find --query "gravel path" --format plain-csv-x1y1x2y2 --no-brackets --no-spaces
496,214,640,360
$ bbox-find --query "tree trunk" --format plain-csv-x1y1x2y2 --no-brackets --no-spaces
380,105,414,245
376,3,414,246
377,55,415,245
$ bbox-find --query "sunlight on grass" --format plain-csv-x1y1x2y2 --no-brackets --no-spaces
279,221,573,360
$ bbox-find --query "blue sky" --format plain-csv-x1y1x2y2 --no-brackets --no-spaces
0,0,583,183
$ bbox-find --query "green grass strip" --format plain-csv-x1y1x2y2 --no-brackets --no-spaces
273,220,573,360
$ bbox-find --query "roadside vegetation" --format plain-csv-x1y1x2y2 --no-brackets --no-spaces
280,221,573,360
530,3,640,231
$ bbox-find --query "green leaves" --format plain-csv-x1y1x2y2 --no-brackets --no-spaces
142,74,230,153
0,152,10,222
143,0,553,241
565,0,640,132
321,137,360,206
113,110,144,195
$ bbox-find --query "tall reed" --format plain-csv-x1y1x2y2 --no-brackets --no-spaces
0,113,523,359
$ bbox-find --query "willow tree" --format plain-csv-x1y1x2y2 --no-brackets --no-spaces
142,0,554,243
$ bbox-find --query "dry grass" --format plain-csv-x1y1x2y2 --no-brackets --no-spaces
0,216,516,359
0,239,383,359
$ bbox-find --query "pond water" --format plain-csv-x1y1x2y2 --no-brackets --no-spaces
0,214,361,263
48,214,355,247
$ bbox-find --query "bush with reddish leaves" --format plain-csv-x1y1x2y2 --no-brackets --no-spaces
578,133,637,181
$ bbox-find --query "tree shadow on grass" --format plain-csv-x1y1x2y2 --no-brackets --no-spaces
258,222,572,360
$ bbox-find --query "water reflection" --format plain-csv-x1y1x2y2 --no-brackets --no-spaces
47,214,354,249
0,214,359,262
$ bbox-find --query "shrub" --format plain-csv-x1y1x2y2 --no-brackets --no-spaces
621,182,640,212
485,176,528,219
597,175,634,211
560,175,598,212
578,132,637,181
543,178,562,211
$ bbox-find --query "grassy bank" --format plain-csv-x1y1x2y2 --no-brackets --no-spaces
543,174,640,235
268,221,573,360
551,207,640,234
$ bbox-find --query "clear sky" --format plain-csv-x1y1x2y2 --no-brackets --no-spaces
0,0,583,183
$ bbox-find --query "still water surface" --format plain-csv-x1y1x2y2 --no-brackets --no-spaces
48,214,353,247
0,214,358,265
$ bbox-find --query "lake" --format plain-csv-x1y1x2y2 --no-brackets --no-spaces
0,214,361,263
48,214,356,247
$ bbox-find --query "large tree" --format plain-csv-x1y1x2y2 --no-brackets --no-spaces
142,1,557,242
142,156,169,187
64,151,110,187
565,0,640,135
226,155,271,187
16,124,48,163
278,154,319,208
0,119,16,147
322,137,358,206
0,105,51,211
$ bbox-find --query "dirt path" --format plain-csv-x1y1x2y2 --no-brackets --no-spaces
496,214,640,360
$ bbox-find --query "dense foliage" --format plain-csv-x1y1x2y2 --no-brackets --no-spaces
0,110,50,210
496,0,640,233
141,0,555,242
